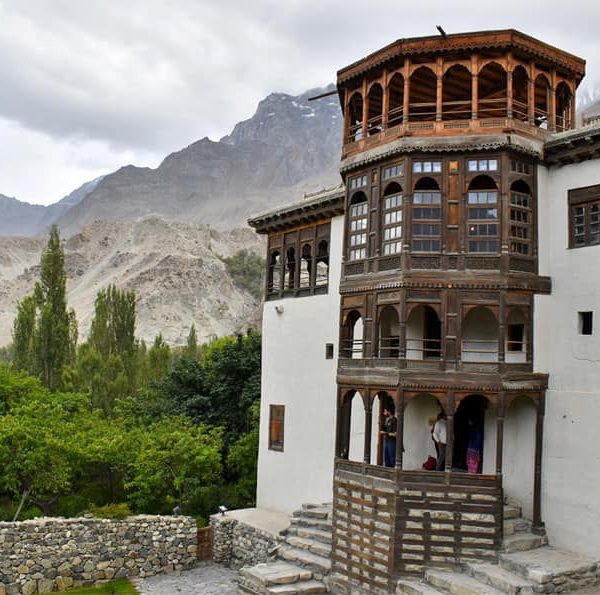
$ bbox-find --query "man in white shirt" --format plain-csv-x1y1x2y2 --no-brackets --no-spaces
432,413,447,471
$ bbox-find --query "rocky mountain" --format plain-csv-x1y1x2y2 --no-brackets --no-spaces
51,85,342,237
0,218,263,347
0,177,103,237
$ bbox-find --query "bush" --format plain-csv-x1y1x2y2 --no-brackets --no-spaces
89,503,132,519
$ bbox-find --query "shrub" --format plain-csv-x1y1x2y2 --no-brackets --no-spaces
89,503,132,519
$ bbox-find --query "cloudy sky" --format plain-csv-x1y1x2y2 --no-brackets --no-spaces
1,0,599,205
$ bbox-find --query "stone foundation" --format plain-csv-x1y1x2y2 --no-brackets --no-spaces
210,513,281,569
0,515,197,594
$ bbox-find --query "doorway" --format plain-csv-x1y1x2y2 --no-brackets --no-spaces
453,395,486,472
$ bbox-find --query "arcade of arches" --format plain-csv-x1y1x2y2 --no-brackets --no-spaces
344,59,577,145
336,388,544,526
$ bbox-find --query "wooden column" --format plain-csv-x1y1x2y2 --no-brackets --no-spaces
533,392,546,533
361,79,368,138
570,83,577,129
507,56,514,119
445,391,455,472
549,69,557,132
395,389,405,469
496,393,506,475
364,391,373,464
382,70,390,130
528,63,535,125
343,87,350,143
335,388,343,458
403,59,411,124
471,54,479,120
436,56,443,122
498,295,506,365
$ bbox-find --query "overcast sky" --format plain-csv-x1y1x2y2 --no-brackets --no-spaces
1,0,599,205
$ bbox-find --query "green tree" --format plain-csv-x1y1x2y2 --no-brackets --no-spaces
184,324,198,360
126,417,222,514
0,388,89,519
12,226,77,390
221,249,265,300
146,334,171,383
88,285,137,388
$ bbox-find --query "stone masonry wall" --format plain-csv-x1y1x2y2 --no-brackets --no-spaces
0,515,197,595
210,514,280,569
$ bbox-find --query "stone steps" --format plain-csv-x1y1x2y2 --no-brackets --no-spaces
503,517,532,536
502,532,547,554
396,578,447,594
286,526,332,545
499,547,600,592
465,561,538,594
285,536,331,558
424,568,505,594
238,504,333,595
279,546,331,577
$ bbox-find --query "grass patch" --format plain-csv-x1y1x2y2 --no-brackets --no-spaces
42,579,139,595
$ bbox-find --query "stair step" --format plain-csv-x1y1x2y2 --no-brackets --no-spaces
293,507,331,520
465,562,538,594
280,546,331,575
287,526,332,545
396,578,446,594
286,536,331,557
502,532,546,553
503,505,521,520
239,561,312,587
503,518,532,536
425,569,504,595
267,579,327,594
289,517,332,532
500,547,600,586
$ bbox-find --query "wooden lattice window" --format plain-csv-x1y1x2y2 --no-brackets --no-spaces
569,185,600,249
269,405,285,451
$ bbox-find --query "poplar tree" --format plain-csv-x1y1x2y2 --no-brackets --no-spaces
12,226,77,390
184,324,198,360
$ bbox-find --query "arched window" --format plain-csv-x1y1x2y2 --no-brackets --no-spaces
378,306,400,358
467,175,499,253
409,67,436,122
462,306,498,362
509,180,533,256
299,244,312,288
406,305,441,360
387,73,404,128
478,62,508,119
382,183,403,255
349,192,368,261
443,65,471,121
341,310,364,359
512,66,529,122
315,240,329,286
367,83,383,135
556,82,573,131
267,250,281,293
534,74,550,128
412,177,441,252
348,92,364,141
285,247,296,289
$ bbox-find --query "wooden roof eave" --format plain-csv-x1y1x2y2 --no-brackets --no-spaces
337,29,585,88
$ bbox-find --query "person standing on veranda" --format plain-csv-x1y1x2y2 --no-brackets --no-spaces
380,406,397,468
432,412,447,471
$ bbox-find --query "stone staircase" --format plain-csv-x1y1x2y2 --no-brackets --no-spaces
397,502,600,594
238,504,333,594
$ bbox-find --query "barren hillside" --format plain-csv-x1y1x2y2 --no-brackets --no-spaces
0,219,264,347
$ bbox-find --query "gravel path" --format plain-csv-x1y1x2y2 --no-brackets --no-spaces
134,562,239,594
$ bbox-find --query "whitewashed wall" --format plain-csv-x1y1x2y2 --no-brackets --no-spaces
256,216,343,514
535,159,600,556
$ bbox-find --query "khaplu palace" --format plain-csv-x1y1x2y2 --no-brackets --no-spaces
246,29,600,594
